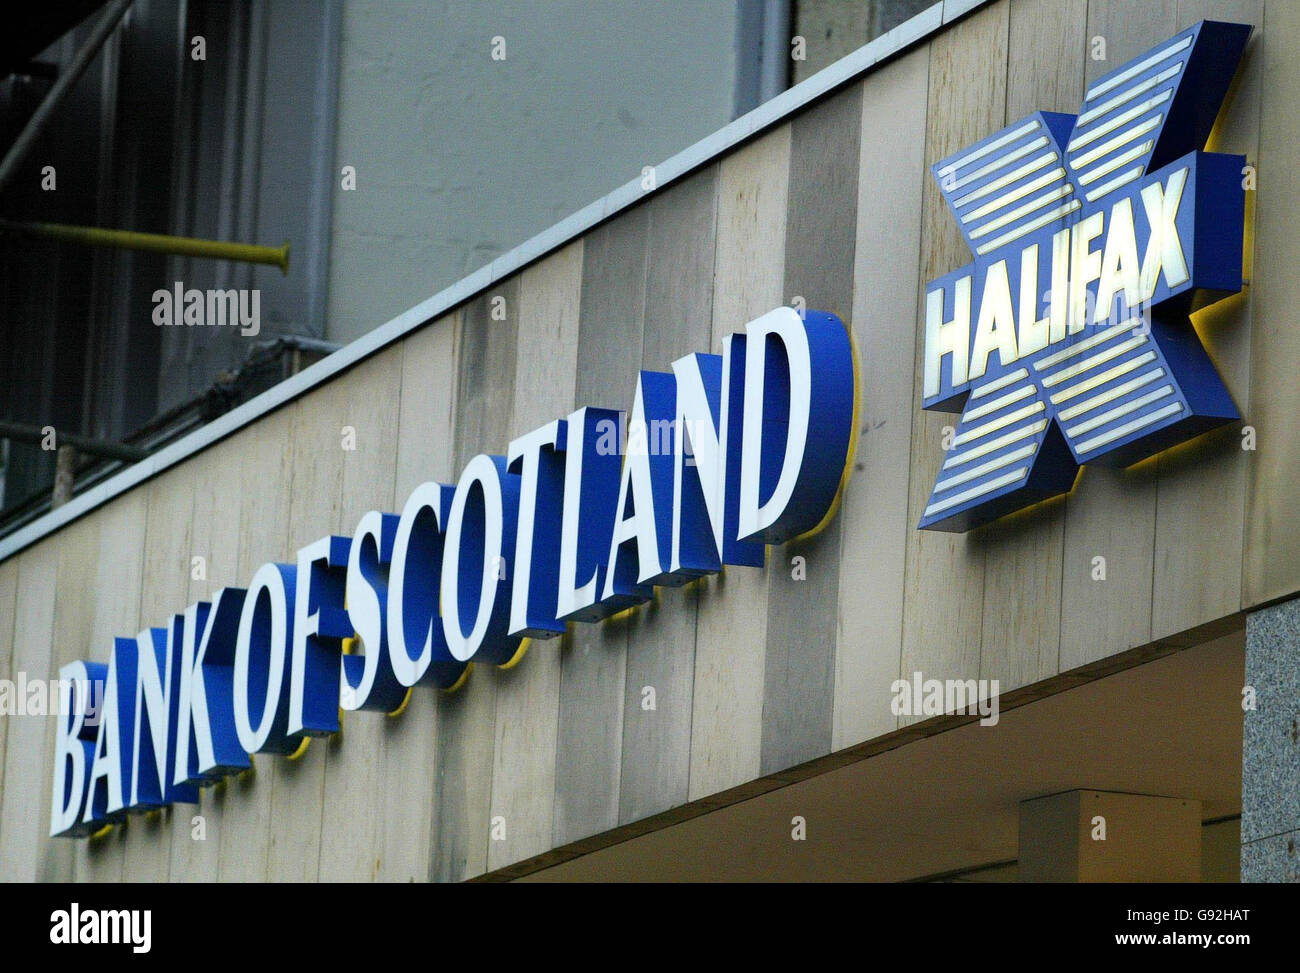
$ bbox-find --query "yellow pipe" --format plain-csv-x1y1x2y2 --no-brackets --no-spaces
0,219,289,274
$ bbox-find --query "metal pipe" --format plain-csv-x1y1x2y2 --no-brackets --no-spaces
0,218,290,273
760,0,793,103
0,421,148,463
0,0,136,196
52,445,79,508
258,335,340,356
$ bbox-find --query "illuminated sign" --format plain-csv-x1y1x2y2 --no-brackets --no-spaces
49,307,857,836
920,20,1251,530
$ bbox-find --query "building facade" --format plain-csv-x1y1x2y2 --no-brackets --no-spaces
2,0,1297,882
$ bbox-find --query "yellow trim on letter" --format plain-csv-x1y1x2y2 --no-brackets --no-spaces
441,663,473,694
498,636,531,670
386,688,413,718
286,737,311,761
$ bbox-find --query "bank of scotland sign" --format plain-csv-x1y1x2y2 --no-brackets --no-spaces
919,20,1251,531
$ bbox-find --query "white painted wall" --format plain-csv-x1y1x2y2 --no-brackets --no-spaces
325,0,741,342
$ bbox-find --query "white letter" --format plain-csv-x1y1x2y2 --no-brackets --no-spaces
923,276,972,398
442,456,506,662
506,421,560,635
603,380,663,598
233,564,293,753
1140,166,1190,298
737,306,813,540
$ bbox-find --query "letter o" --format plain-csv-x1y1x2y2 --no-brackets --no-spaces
233,563,296,754
441,455,516,664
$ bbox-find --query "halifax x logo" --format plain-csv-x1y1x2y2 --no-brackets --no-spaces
919,20,1251,531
